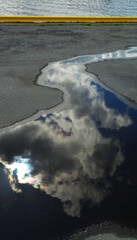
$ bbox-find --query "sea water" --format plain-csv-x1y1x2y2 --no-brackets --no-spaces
0,0,137,16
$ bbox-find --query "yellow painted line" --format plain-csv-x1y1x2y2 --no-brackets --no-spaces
0,16,137,23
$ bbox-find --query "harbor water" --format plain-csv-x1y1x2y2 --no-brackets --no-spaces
0,0,137,16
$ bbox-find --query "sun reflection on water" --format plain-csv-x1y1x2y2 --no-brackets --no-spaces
6,157,33,182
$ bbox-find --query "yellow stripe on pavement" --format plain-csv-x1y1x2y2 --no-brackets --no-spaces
0,16,137,23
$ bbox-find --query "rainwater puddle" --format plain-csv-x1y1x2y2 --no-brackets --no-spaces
0,47,137,239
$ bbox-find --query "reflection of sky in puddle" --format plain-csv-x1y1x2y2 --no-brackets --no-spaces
0,47,137,238
7,157,32,182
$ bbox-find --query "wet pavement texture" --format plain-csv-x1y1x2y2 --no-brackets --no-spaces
0,47,137,240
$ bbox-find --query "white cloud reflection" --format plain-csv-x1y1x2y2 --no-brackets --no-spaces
0,119,124,217
0,47,136,217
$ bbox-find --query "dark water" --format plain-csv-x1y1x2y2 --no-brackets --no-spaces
0,0,137,16
0,48,137,240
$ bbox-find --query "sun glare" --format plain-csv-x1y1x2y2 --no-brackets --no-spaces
7,157,33,183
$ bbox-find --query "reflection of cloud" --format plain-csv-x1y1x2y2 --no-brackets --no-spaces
0,47,136,217
38,47,137,89
72,86,132,129
38,48,134,130
0,117,123,217
46,172,105,217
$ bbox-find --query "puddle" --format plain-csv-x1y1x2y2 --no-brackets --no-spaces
0,47,137,239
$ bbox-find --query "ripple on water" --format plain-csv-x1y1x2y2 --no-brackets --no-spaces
0,0,137,16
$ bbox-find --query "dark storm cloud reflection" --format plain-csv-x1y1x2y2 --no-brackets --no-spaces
0,47,137,218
